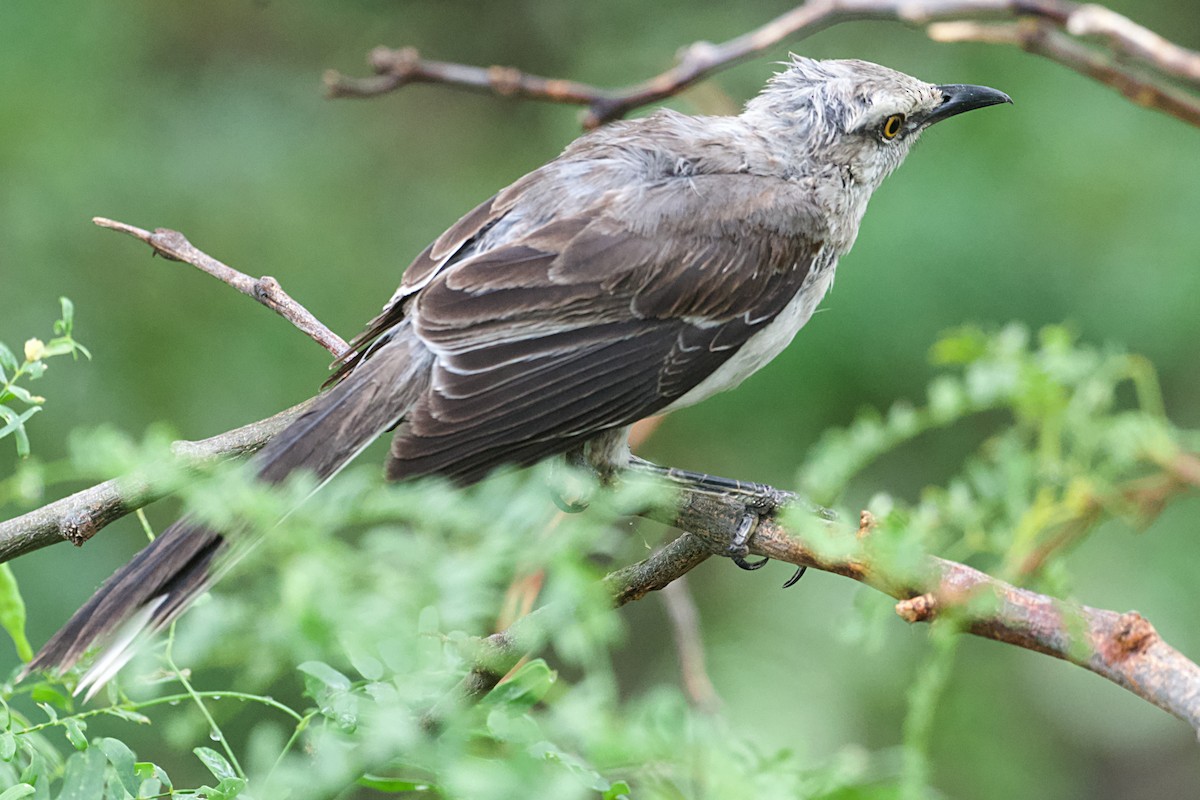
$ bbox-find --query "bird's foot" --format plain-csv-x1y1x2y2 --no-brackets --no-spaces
725,492,810,587
625,456,834,588
727,498,771,571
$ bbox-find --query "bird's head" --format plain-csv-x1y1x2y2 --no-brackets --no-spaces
744,56,1011,189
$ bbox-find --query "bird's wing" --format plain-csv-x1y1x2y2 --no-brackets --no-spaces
387,172,826,483
328,191,511,383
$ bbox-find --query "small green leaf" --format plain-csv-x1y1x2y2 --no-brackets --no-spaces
29,683,72,711
297,661,351,704
0,405,39,458
39,340,76,359
63,718,87,751
482,658,555,711
0,784,35,800
135,762,172,793
198,777,246,800
35,703,57,724
193,747,237,782
358,775,431,792
56,747,106,800
0,732,16,762
0,343,17,375
295,661,359,732
0,565,32,662
297,661,352,691
0,405,39,434
102,707,150,725
95,738,139,798
16,740,46,786
603,780,632,800
4,385,38,406
55,298,75,335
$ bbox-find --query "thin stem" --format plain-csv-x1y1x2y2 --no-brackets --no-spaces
163,623,247,780
265,710,318,787
135,508,156,542
900,623,961,799
14,689,304,736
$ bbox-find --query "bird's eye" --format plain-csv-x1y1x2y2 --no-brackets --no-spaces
881,114,905,140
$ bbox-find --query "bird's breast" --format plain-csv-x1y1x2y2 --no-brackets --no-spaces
660,248,839,413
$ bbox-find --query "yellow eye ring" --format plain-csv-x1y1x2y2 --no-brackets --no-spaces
882,114,905,140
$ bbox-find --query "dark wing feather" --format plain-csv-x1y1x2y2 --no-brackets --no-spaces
387,174,824,483
327,193,508,383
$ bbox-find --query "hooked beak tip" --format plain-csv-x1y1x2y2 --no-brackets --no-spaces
926,84,1012,125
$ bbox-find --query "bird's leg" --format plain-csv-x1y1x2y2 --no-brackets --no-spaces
625,455,832,586
551,428,635,513
550,447,594,513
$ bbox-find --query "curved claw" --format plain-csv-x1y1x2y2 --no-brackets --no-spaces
781,566,807,589
732,554,770,571
727,511,770,570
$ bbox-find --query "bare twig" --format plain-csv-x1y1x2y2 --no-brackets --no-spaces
327,0,1200,129
930,20,1200,127
661,577,722,712
325,47,620,113
1062,4,1200,84
93,218,349,357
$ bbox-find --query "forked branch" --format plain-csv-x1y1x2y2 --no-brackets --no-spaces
325,0,1200,129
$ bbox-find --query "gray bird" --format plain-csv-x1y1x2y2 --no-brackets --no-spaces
27,57,1010,694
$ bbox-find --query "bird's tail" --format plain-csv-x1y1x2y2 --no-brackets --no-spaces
25,330,432,697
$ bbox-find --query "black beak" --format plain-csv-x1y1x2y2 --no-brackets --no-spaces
924,84,1012,126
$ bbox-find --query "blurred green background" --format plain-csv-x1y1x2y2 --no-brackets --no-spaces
3,1,1199,796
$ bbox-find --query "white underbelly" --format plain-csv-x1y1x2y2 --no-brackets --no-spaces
660,262,836,413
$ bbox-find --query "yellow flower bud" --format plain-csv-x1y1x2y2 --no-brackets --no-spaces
24,338,45,362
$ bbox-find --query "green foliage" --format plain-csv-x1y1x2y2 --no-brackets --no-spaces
0,299,90,460
799,324,1176,585
0,300,90,666
0,325,1194,798
792,324,1186,797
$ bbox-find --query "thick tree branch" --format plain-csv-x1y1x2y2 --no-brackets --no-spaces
326,0,1200,129
638,489,1200,734
5,391,1197,732
0,402,310,561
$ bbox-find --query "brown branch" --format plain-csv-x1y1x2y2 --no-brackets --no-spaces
1061,4,1200,84
640,487,1200,734
324,47,620,113
929,20,1200,127
0,402,310,562
92,218,349,358
9,397,1197,732
326,0,1200,129
427,531,713,724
